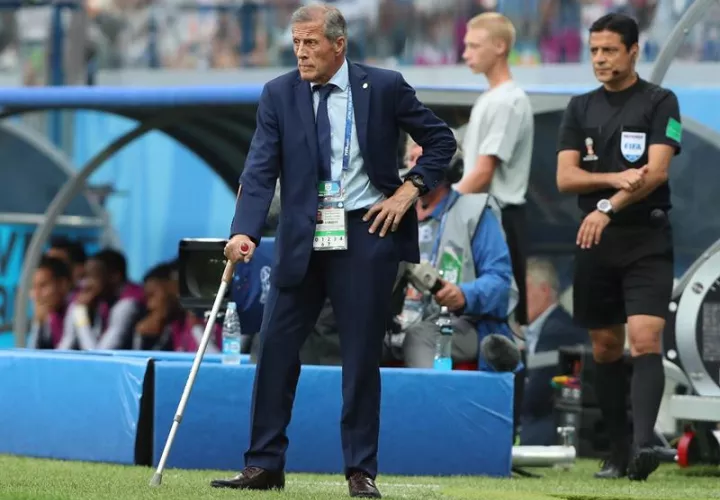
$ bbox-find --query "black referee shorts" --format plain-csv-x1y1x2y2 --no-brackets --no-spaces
573,218,674,329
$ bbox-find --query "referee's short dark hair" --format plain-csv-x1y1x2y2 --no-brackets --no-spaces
37,255,72,282
589,13,639,50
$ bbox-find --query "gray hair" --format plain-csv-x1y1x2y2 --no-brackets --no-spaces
290,4,347,43
526,257,560,296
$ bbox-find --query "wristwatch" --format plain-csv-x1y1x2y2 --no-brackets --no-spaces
596,199,614,216
405,174,428,195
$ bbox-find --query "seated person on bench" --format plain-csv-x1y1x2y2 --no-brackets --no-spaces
58,249,144,350
27,256,73,349
134,261,222,352
387,137,517,369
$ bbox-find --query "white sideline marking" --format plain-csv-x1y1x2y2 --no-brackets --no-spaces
288,480,441,489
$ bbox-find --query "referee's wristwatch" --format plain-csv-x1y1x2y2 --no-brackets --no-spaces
404,174,428,196
597,199,614,217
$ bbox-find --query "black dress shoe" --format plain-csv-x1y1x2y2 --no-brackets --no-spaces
628,447,660,481
348,471,381,498
594,442,629,479
594,459,628,479
210,466,285,490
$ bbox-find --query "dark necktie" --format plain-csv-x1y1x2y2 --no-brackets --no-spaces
313,83,335,181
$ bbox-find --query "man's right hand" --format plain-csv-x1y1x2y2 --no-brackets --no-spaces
612,166,648,192
224,235,256,264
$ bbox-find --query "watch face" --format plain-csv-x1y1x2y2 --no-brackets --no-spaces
598,200,611,213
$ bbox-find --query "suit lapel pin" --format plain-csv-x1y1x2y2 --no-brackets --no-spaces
362,83,368,89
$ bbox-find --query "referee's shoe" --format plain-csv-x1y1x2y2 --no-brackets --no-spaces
594,441,629,479
627,447,660,481
595,443,659,480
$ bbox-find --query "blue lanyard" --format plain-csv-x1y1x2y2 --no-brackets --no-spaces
340,87,354,182
428,191,459,266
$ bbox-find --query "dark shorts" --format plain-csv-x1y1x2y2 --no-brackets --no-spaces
573,218,674,329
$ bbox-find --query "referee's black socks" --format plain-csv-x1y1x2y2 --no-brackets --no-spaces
594,358,630,449
631,353,665,448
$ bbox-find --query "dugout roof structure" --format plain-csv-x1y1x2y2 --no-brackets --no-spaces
0,120,106,226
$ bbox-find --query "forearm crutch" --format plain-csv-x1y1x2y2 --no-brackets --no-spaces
149,258,236,486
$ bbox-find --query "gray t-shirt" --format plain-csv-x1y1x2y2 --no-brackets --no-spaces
457,80,534,207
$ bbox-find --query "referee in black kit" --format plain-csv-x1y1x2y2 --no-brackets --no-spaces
556,14,682,481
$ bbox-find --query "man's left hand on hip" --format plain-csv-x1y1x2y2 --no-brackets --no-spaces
363,182,420,237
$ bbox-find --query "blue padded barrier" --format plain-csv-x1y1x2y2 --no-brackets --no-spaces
154,362,513,477
7,348,250,364
0,350,149,464
94,350,251,364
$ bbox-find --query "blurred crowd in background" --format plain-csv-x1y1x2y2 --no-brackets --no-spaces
0,0,719,85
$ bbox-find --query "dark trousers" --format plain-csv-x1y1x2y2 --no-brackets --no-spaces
245,212,399,479
501,204,528,325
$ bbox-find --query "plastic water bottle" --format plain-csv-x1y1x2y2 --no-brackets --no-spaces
222,302,242,365
434,306,453,370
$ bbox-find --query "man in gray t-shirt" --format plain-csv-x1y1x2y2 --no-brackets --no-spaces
455,12,534,325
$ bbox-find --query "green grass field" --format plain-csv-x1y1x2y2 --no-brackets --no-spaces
1,455,718,500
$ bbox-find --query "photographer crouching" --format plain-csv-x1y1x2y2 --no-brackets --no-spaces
387,136,521,372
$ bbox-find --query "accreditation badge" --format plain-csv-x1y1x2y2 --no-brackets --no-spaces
314,180,347,251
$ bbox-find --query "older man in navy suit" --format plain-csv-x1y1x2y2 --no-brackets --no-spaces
214,3,456,498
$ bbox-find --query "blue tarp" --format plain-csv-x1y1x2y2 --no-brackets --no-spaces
0,350,148,464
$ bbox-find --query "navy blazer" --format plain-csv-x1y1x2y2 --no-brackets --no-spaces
231,62,457,288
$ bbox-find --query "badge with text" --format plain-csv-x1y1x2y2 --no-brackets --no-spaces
620,131,646,163
314,199,347,251
317,180,342,200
